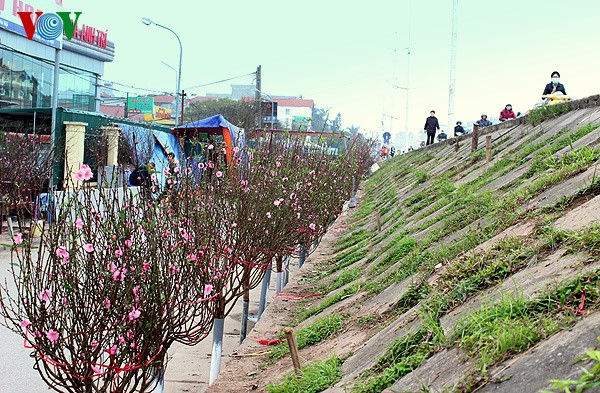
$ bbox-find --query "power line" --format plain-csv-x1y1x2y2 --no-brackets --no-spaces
184,72,256,91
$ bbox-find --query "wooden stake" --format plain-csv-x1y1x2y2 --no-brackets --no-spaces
376,210,381,232
486,135,492,162
284,327,301,373
455,136,460,152
471,124,479,152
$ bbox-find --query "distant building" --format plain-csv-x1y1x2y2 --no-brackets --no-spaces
274,98,314,131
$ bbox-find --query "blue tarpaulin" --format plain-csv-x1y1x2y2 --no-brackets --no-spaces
175,114,240,144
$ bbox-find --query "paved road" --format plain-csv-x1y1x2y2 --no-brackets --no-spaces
0,235,51,392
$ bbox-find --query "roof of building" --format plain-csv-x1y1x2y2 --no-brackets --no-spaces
186,96,219,105
274,98,314,108
151,95,176,104
100,104,124,118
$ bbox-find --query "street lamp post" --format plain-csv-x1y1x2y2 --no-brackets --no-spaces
142,17,182,125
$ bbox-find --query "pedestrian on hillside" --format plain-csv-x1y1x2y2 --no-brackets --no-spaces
390,146,396,157
476,114,492,128
499,104,516,122
380,145,388,159
454,121,466,136
424,110,440,146
543,71,567,96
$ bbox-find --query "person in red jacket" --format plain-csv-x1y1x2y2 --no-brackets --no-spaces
499,104,516,122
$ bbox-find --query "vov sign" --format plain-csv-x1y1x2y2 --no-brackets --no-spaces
17,11,81,42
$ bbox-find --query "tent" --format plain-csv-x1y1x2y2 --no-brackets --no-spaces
118,123,185,188
173,114,245,164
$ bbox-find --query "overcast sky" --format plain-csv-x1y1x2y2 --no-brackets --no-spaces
69,0,600,141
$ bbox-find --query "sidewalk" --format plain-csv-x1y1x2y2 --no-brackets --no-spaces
164,264,287,392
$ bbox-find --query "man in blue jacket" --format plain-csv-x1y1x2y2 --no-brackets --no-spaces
424,110,440,146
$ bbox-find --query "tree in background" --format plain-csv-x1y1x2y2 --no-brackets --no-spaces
311,107,330,132
186,99,258,131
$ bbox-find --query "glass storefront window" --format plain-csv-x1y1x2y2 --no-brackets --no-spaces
0,48,97,111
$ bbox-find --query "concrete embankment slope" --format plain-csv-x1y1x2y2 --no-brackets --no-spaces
208,95,600,393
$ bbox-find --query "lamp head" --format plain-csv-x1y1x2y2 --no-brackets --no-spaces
141,17,153,26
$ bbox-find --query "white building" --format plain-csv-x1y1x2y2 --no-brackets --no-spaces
274,98,314,131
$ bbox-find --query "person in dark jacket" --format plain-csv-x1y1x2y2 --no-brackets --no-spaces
129,162,155,199
499,104,516,122
424,110,440,146
476,114,492,128
543,71,567,96
454,121,466,136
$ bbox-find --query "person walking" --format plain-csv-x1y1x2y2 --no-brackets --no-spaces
424,110,440,146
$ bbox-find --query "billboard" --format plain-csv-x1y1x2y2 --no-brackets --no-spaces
0,1,108,50
261,101,278,123
292,116,310,131
127,97,154,115
0,0,65,48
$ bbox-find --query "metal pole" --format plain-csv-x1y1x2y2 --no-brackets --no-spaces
240,296,249,344
142,19,182,125
349,177,357,208
257,261,272,319
50,48,60,152
209,318,224,385
405,0,411,134
298,244,307,268
271,99,274,129
50,48,61,190
447,0,458,131
283,255,290,288
175,33,182,125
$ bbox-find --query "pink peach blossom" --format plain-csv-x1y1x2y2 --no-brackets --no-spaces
75,218,84,229
46,330,59,343
75,164,93,181
128,309,141,321
204,284,214,296
39,289,52,301
83,244,94,253
13,233,23,245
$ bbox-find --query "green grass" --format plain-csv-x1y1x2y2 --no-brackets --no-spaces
413,169,429,186
453,295,561,370
292,284,361,324
527,103,572,126
335,229,373,252
266,357,343,393
320,266,362,293
352,330,432,393
272,314,345,360
369,237,416,276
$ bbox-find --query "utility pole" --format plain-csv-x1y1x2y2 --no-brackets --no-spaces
180,90,186,124
405,0,412,134
255,65,262,129
447,0,458,133
125,92,129,118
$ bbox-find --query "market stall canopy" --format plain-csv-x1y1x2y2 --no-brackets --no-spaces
173,115,245,163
